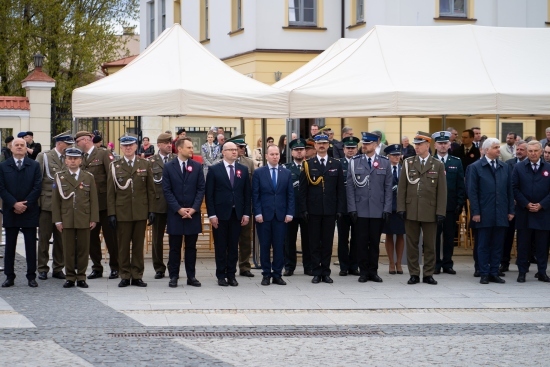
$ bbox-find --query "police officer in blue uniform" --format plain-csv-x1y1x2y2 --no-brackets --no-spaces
336,136,360,277
432,131,465,275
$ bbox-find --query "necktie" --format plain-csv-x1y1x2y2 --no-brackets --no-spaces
297,164,301,171
320,158,325,166
60,155,65,161
271,168,277,189
16,160,22,170
393,165,398,181
182,161,186,174
533,163,538,172
441,156,445,164
71,173,76,180
84,153,89,163
421,159,425,166
491,160,496,170
128,160,133,168
164,156,168,164
367,157,372,169
465,148,469,155
228,165,235,187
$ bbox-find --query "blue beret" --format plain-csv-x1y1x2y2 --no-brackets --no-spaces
17,132,27,138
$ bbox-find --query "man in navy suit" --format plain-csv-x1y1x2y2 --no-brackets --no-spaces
252,145,294,286
163,138,205,288
468,138,514,285
0,138,42,287
512,140,550,283
205,142,251,287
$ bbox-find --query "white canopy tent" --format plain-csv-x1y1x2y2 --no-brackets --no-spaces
276,25,550,118
72,24,288,119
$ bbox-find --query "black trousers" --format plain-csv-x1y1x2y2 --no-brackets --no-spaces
284,217,310,272
337,214,358,272
517,229,549,275
213,210,242,280
4,227,37,280
151,212,168,274
308,214,336,276
355,217,382,276
167,234,198,279
90,209,118,272
436,210,457,270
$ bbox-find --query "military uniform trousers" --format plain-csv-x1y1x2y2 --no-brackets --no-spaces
308,214,337,276
62,228,90,282
167,234,198,279
38,210,63,273
337,214,358,272
435,210,457,271
90,209,118,272
238,218,252,272
117,220,147,280
356,217,382,276
285,217,311,273
151,212,168,274
517,229,549,275
404,220,437,277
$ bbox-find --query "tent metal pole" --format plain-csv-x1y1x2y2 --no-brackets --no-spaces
285,118,292,163
399,116,402,143
261,118,267,166
240,117,244,135
442,115,447,130
496,114,500,141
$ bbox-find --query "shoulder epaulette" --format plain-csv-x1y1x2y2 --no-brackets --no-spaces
379,155,388,160
352,154,362,159
83,170,94,177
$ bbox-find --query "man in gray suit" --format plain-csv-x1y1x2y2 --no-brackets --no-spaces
347,132,393,283
372,130,387,157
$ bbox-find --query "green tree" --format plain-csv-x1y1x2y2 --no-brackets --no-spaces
0,0,138,105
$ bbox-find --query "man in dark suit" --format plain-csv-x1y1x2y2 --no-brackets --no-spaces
163,138,205,288
0,138,42,287
468,138,514,284
454,129,480,170
205,142,251,287
332,126,353,159
432,131,465,275
252,145,294,286
401,137,416,159
299,133,346,284
512,140,550,283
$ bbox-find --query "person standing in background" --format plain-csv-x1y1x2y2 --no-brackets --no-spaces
21,131,41,160
138,137,155,158
201,131,220,177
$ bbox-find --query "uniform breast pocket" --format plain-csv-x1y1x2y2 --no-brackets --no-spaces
327,169,338,177
82,187,91,197
426,173,438,186
376,170,386,175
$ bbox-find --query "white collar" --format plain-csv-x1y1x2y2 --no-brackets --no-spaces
316,154,328,162
86,146,95,155
68,168,80,178
438,154,449,161
177,157,188,166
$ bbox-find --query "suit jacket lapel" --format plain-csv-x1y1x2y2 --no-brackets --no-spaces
86,148,98,167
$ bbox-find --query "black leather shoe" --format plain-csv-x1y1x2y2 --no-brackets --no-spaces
63,280,75,288
154,272,165,279
52,271,66,279
118,279,130,287
480,275,489,284
322,275,333,284
28,279,38,287
109,270,119,279
348,269,360,276
312,275,321,284
227,278,239,287
131,279,147,287
423,276,437,285
443,268,456,275
87,270,103,279
272,277,286,285
239,270,255,277
489,275,505,284
169,277,178,288
261,276,270,286
517,273,526,283
76,280,88,288
358,276,368,283
499,264,509,272
2,278,14,287
187,278,201,287
283,270,294,276
538,273,550,282
407,275,420,284
38,272,47,280
433,269,441,274
218,278,228,286
339,270,348,276
368,274,383,283
535,272,540,279
473,270,480,277
498,270,506,277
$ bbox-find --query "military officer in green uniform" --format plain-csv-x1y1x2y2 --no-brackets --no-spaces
75,130,118,280
284,138,311,276
148,133,176,279
36,133,74,280
227,135,256,278
107,135,155,287
397,131,447,285
52,147,99,288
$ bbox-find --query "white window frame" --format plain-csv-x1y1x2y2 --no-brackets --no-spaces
356,0,364,22
289,0,317,26
148,1,155,45
439,0,467,17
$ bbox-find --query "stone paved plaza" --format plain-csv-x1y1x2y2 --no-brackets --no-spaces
1,238,550,366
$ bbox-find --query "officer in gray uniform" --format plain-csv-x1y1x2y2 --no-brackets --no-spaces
347,132,393,283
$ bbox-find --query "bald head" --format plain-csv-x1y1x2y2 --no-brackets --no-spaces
11,138,27,159
222,141,238,163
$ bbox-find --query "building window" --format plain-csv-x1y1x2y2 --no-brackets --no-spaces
148,1,155,45
174,0,181,24
439,0,467,17
161,0,166,31
356,0,364,22
237,0,242,29
205,0,209,39
289,0,317,26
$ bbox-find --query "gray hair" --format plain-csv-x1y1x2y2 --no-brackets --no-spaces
527,140,542,150
446,127,456,132
217,134,225,141
481,137,500,151
401,136,409,140
546,127,550,133
342,126,353,134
